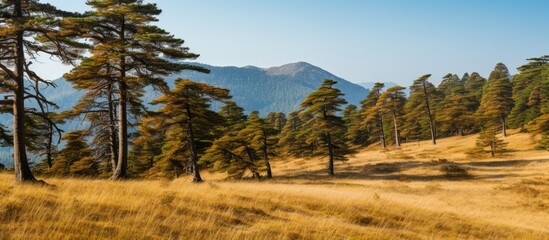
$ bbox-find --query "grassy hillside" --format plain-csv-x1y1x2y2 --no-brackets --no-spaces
1,131,548,239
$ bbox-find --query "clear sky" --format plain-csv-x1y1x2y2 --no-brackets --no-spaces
40,0,549,86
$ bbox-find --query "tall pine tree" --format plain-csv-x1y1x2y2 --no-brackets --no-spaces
0,0,81,182
65,0,209,179
300,79,348,176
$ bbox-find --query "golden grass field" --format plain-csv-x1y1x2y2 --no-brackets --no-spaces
1,130,548,240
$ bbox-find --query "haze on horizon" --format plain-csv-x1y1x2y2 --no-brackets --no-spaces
40,0,549,86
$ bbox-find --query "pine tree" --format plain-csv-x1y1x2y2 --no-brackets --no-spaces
279,111,311,157
526,62,549,150
0,0,81,182
239,111,278,178
402,74,437,144
361,83,387,148
478,63,514,137
476,125,508,157
201,106,265,180
129,116,164,177
465,73,486,112
508,56,548,129
63,61,122,175
149,79,230,181
376,86,406,147
437,82,477,136
51,131,98,176
343,104,368,146
64,0,209,179
300,79,348,176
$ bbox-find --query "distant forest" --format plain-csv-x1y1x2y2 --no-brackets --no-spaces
0,0,548,184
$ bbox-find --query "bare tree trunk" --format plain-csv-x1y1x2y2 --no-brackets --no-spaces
112,81,128,179
501,114,507,137
107,82,118,173
185,102,202,182
12,1,36,182
422,80,436,145
392,111,400,147
326,131,334,176
490,141,495,157
377,111,386,149
112,17,127,180
46,123,53,168
262,129,272,179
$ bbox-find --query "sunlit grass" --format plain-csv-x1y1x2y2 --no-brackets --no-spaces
0,131,548,239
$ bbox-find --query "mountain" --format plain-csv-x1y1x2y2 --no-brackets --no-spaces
170,62,369,113
0,62,369,166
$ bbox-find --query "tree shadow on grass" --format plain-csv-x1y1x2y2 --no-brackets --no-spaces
272,159,549,183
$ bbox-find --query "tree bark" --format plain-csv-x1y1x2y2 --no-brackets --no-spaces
12,0,36,182
107,82,118,173
422,80,436,145
377,111,386,149
501,114,507,137
326,131,335,176
262,129,272,179
112,16,127,180
185,101,202,182
392,111,400,147
112,81,128,179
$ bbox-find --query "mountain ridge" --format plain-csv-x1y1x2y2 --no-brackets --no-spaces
0,61,371,166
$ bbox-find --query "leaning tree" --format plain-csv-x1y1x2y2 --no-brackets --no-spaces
0,0,82,182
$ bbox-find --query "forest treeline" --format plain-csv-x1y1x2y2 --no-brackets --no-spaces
1,1,548,183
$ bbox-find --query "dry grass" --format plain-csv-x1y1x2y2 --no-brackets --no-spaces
1,131,548,239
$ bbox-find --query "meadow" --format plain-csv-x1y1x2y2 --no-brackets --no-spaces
1,130,548,240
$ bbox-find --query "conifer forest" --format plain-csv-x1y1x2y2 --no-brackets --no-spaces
0,1,548,239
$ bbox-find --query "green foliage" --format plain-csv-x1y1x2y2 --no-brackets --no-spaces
437,80,477,136
63,0,209,179
508,57,548,129
402,74,437,141
300,79,350,175
526,62,549,150
278,111,312,157
50,131,98,176
477,64,514,135
343,104,369,146
376,86,407,146
144,79,230,180
361,83,387,148
475,125,508,157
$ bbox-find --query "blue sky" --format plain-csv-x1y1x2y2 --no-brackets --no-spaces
40,0,549,85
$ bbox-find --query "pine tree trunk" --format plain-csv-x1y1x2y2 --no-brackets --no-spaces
501,114,507,137
107,83,118,173
12,2,36,182
377,111,386,149
46,124,53,168
245,146,261,180
262,129,272,178
112,18,127,180
185,102,202,182
326,131,335,176
392,111,400,147
112,81,128,179
490,141,495,157
422,81,436,145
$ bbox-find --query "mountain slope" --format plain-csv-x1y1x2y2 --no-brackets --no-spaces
169,62,369,113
